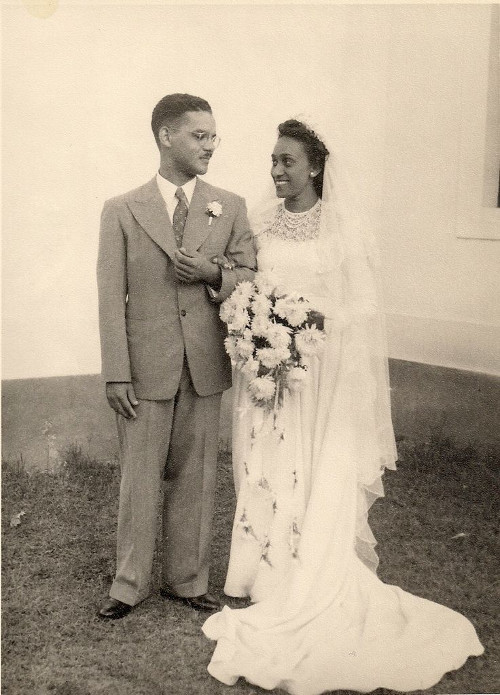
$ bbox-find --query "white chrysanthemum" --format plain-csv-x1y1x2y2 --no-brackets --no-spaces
256,346,290,369
256,347,281,369
254,270,279,295
265,322,292,350
220,285,252,329
231,294,251,314
232,280,255,305
276,345,292,361
241,356,259,378
220,297,249,327
234,336,254,361
251,313,273,337
230,308,250,332
274,294,310,327
219,297,237,324
294,325,326,357
224,335,239,361
252,292,272,317
287,366,308,392
248,375,276,401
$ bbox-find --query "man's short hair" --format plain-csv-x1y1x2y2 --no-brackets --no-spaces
151,93,212,147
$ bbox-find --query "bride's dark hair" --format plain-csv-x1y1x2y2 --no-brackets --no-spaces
277,119,329,198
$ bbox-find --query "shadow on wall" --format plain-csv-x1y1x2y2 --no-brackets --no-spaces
2,360,499,470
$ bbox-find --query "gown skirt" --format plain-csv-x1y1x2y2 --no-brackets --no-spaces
203,235,484,694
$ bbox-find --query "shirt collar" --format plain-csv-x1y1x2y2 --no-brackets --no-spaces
156,172,197,205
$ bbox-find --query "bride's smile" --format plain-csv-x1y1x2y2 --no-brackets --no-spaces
271,136,320,212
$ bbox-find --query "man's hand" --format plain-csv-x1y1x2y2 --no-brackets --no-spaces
106,382,139,419
173,247,221,288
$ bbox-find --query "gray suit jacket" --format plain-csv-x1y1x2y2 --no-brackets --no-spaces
97,176,256,399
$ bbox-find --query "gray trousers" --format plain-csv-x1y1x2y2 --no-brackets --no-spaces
109,362,222,606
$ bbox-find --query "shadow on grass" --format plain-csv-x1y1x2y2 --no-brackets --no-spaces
2,437,498,695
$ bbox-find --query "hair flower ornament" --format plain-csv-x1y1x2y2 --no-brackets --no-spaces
206,200,223,225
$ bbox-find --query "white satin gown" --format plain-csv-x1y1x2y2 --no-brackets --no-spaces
203,222,484,694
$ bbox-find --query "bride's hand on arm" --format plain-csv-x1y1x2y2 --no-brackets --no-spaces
210,254,234,270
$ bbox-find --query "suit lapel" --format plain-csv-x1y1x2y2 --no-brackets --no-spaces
182,179,215,253
127,178,178,260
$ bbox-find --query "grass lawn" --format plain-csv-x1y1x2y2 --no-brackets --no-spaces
2,437,499,695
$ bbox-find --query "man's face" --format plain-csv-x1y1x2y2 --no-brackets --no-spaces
165,111,218,178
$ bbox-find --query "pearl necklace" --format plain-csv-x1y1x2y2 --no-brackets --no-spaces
265,199,321,242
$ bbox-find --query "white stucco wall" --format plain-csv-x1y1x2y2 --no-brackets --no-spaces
380,4,500,375
2,4,499,379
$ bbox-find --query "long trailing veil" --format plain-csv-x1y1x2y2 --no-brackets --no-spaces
251,112,398,573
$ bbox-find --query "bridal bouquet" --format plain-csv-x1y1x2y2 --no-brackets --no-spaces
220,271,326,411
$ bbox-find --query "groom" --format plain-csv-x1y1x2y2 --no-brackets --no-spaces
97,93,256,619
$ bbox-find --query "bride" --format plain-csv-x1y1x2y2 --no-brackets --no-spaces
203,116,483,694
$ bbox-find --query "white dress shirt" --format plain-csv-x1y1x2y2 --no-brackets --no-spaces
156,173,197,219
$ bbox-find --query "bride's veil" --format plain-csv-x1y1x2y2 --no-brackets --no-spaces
250,113,398,573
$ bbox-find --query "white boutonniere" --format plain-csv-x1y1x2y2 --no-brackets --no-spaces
206,200,223,225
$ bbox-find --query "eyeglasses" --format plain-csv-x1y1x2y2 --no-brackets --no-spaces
190,132,221,149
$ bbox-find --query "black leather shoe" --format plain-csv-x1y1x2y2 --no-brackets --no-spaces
160,588,220,612
98,597,132,620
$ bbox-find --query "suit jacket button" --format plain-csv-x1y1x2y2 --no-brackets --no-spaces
180,309,186,317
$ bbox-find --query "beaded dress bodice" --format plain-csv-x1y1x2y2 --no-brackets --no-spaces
257,200,330,314
265,199,321,242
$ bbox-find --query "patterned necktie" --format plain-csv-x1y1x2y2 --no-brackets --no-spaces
172,187,189,247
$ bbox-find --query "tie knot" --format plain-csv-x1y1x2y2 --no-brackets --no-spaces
175,187,187,204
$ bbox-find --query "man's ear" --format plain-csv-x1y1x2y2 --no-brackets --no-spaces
158,126,172,148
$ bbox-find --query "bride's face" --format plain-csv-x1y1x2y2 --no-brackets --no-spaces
271,137,317,200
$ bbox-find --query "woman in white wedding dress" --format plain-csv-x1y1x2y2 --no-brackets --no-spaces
202,117,483,694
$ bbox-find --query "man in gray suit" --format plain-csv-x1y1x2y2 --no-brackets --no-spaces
97,93,256,619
